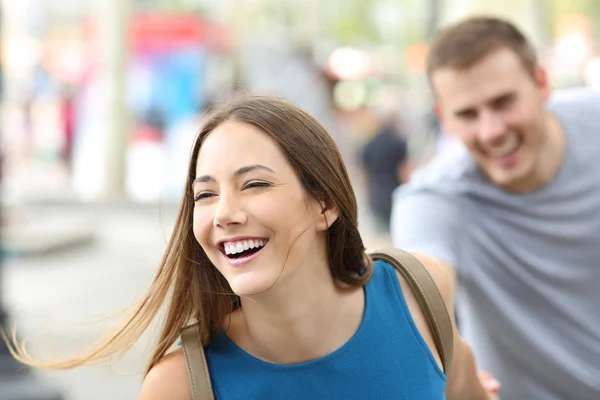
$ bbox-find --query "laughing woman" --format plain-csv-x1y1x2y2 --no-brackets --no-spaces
8,96,499,399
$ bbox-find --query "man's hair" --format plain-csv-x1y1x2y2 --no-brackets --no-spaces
427,16,538,80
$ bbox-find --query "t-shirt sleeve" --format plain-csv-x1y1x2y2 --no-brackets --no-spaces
390,185,463,269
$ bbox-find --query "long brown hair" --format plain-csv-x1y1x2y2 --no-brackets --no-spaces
6,95,373,374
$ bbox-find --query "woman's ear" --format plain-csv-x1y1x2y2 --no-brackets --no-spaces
317,197,340,231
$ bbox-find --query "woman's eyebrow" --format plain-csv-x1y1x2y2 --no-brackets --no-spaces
193,164,276,184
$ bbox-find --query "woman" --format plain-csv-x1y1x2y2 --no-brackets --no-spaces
9,96,499,399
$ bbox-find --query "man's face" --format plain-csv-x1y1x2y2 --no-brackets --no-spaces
432,47,550,190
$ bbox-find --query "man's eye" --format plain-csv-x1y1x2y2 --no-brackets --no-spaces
494,96,512,109
457,110,477,120
243,181,271,190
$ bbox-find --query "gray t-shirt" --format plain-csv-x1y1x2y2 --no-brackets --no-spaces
391,88,600,400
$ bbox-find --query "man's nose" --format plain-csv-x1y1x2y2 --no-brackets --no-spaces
478,110,507,144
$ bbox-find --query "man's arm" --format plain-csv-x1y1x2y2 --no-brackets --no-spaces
391,186,499,398
391,188,462,267
406,254,499,400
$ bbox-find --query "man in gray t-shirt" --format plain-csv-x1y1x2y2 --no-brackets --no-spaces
391,17,600,400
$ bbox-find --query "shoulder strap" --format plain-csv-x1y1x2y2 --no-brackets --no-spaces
180,248,454,397
368,248,454,374
180,324,215,400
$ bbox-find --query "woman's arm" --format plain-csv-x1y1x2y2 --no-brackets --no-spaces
140,349,191,400
397,253,500,400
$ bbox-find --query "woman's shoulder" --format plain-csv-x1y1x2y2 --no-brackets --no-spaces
140,348,191,400
372,252,453,308
390,252,455,372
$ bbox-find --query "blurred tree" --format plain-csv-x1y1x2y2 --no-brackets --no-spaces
549,0,600,41
582,0,600,42
324,0,381,44
426,0,442,39
322,0,423,46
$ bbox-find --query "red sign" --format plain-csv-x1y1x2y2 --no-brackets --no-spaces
84,13,230,53
131,14,225,51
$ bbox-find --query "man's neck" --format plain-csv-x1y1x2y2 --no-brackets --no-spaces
505,112,566,194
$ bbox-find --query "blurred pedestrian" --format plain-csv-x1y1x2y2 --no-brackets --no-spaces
391,16,600,400
59,87,77,172
361,116,409,234
8,96,499,399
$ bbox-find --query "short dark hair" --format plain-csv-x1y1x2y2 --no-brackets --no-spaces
427,16,538,81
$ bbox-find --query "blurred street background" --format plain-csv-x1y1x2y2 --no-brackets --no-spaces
1,0,600,399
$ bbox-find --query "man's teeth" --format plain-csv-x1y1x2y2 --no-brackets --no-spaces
486,134,519,158
224,240,266,255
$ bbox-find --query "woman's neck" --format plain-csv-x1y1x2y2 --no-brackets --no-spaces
227,263,365,364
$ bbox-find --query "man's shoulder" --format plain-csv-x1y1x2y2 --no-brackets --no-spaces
548,87,600,116
548,88,600,156
399,141,480,198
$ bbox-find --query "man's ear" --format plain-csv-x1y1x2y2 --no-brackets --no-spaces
434,103,444,125
534,64,550,101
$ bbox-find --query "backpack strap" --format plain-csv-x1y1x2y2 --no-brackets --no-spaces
180,324,215,400
180,248,454,398
368,248,454,374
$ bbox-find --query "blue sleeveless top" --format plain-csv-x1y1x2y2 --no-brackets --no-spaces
205,260,446,399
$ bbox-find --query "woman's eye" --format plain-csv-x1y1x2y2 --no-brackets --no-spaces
193,192,215,202
243,181,271,190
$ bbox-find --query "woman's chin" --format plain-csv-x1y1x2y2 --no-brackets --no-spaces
228,275,276,298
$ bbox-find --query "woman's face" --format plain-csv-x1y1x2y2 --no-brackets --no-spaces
192,121,335,297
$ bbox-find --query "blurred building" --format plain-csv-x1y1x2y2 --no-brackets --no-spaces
1,0,599,206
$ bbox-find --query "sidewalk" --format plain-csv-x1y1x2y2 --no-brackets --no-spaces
2,212,96,258
1,201,178,258
1,187,390,258
1,197,390,400
2,203,176,400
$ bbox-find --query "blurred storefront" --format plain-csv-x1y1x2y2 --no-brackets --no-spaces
81,12,231,203
1,0,234,204
1,0,599,206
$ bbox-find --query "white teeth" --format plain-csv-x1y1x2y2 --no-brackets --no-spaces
223,239,266,255
484,133,519,158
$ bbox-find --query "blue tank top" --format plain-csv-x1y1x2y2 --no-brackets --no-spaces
205,260,446,399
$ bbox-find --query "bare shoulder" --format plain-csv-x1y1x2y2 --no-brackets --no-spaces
393,252,457,370
410,252,456,303
140,348,190,400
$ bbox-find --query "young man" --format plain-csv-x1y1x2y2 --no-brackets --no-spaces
391,16,600,400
